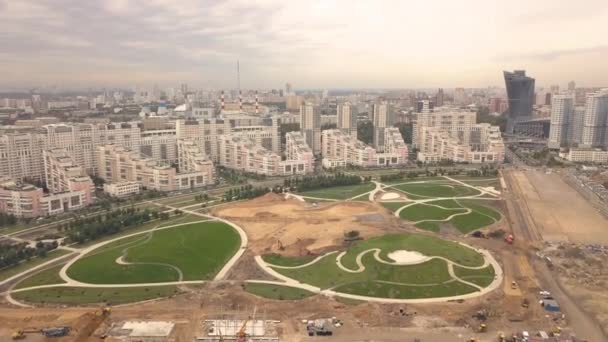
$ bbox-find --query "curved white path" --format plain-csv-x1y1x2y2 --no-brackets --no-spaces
253,240,503,304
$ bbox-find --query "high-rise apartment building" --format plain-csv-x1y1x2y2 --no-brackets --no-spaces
300,102,321,154
581,89,608,148
504,70,535,133
43,149,94,206
336,102,357,139
548,94,575,149
285,132,315,173
372,101,394,151
413,110,477,148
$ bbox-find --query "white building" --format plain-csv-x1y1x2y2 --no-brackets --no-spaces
321,128,407,168
561,148,608,164
103,181,142,198
581,89,608,148
285,132,315,173
372,102,394,151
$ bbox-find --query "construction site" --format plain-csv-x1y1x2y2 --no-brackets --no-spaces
0,171,606,341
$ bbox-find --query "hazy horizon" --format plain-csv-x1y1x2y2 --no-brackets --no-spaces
1,0,607,89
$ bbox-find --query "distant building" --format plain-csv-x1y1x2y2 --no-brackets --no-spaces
548,94,575,148
372,101,394,151
300,102,321,154
561,148,608,164
43,149,94,206
504,70,535,133
336,102,357,139
103,181,141,198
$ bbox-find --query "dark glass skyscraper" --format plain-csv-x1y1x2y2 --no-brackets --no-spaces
504,70,535,134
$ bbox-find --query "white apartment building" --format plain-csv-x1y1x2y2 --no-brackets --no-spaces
300,103,321,154
219,134,310,176
337,102,357,139
177,139,216,179
285,132,315,173
103,181,142,198
97,144,214,192
417,124,505,164
321,128,407,168
43,149,94,206
581,89,608,148
548,94,575,149
561,148,608,164
413,110,477,148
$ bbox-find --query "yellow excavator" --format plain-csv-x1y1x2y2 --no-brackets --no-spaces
236,306,257,342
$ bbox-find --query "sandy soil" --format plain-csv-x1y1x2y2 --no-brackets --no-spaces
380,192,401,200
387,250,427,264
212,193,397,256
510,170,608,244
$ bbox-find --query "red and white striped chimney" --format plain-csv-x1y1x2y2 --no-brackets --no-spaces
220,90,225,111
239,90,243,111
255,91,259,114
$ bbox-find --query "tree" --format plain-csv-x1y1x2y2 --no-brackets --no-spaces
357,121,373,144
394,122,412,144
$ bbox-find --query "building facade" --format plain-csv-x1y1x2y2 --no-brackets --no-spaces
337,102,357,139
504,70,535,133
548,94,575,149
581,89,608,148
300,103,321,154
372,102,394,151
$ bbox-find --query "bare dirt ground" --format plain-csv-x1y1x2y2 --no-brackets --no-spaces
212,193,400,256
510,170,608,244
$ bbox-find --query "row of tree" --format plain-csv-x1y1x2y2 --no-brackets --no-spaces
284,173,367,192
0,241,58,269
62,208,165,244
466,165,499,177
218,166,267,184
194,193,210,202
0,213,18,227
223,185,270,201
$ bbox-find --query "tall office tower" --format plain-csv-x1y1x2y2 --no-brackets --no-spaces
337,102,357,139
435,88,444,107
504,70,535,134
372,101,394,151
285,83,292,95
568,81,576,92
416,100,434,113
581,89,608,148
548,94,575,149
300,102,321,154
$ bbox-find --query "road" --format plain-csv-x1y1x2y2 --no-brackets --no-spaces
502,168,607,341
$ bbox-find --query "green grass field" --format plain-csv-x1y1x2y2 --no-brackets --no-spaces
15,264,65,289
298,183,375,200
398,203,467,222
262,254,316,267
245,283,315,300
13,286,178,305
391,183,480,198
0,249,72,282
67,221,240,284
380,202,410,212
266,233,490,299
415,221,440,232
454,265,496,287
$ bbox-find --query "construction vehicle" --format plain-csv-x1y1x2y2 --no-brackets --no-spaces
73,306,111,342
511,281,518,290
12,326,71,339
497,331,505,341
236,306,257,342
521,298,530,308
505,234,514,244
478,323,487,333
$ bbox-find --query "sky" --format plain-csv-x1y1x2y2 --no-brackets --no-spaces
0,0,607,89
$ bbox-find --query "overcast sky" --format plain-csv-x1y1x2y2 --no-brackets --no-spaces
0,0,607,89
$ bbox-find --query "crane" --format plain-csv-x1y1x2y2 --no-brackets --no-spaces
236,306,257,342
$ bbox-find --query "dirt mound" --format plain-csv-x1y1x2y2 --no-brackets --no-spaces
213,194,401,255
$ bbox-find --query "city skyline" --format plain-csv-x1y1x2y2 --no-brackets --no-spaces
0,0,607,89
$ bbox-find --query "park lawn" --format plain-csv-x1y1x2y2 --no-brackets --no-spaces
156,215,208,228
262,253,316,267
415,221,440,232
454,265,496,287
340,233,484,269
127,221,240,280
13,286,178,305
333,280,478,299
298,183,375,200
273,253,452,289
426,199,465,209
459,200,501,220
67,221,241,284
245,283,316,300
399,203,467,222
379,176,446,185
15,264,65,289
0,249,73,282
393,183,480,197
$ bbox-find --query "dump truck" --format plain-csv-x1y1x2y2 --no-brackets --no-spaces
306,319,333,336
12,326,70,339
